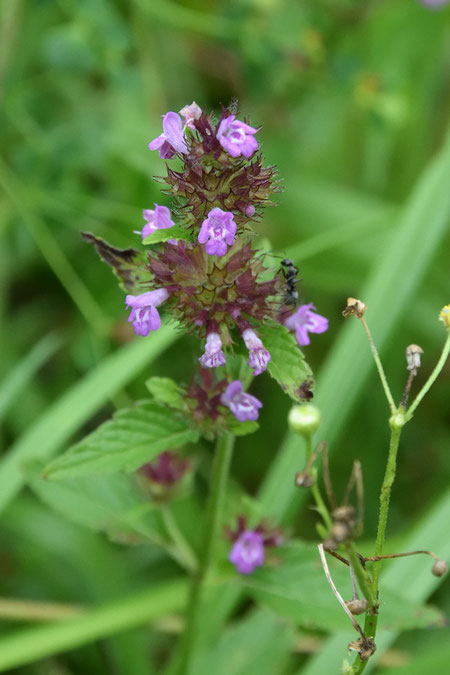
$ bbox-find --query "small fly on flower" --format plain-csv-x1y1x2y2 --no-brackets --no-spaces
280,258,301,306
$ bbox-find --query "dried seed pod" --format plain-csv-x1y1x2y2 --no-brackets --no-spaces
345,598,369,615
342,297,367,319
295,471,315,488
432,558,448,577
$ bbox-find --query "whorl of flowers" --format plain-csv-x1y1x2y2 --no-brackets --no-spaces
131,103,284,377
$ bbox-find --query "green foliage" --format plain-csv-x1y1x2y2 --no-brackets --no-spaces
239,542,442,633
259,319,313,402
145,376,186,409
143,225,194,245
44,401,199,480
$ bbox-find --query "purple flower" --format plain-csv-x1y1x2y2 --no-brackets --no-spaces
419,0,449,7
199,332,226,368
221,380,262,422
284,303,328,346
140,205,174,239
148,112,188,159
229,530,265,575
216,115,258,158
242,328,271,375
245,205,255,217
198,208,237,257
125,289,169,336
179,101,202,129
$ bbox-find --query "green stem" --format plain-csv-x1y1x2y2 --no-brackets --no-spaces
160,505,198,573
351,417,404,674
346,544,377,608
304,435,332,532
405,332,450,421
180,433,235,675
361,317,396,413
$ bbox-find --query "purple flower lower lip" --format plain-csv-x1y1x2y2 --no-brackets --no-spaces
148,111,188,158
199,332,226,368
221,380,262,422
198,207,237,257
216,115,259,158
284,303,328,346
125,289,169,337
242,328,271,375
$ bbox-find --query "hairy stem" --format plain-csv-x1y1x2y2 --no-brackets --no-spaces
351,417,404,673
179,433,234,675
305,436,332,531
361,317,396,413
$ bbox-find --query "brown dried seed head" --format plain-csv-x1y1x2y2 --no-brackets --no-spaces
295,471,315,488
345,598,369,615
405,344,423,372
432,559,448,577
342,297,367,319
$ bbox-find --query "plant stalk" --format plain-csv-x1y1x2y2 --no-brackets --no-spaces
179,432,234,675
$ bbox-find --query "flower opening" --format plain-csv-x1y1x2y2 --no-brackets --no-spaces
221,380,262,422
198,208,237,257
125,289,169,336
199,332,226,368
242,328,271,375
216,115,259,158
229,531,265,574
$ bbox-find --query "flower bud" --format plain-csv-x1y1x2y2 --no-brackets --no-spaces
342,297,367,319
345,598,369,615
432,558,447,577
288,404,321,435
406,344,423,372
439,304,450,330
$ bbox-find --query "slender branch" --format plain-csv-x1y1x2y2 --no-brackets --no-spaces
160,504,198,573
0,598,84,622
305,436,332,532
405,332,450,420
180,433,234,675
360,317,396,413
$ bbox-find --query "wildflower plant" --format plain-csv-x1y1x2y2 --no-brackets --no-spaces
36,103,449,675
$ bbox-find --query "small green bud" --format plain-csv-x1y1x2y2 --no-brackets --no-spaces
288,404,321,435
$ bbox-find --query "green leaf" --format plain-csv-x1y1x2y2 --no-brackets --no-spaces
27,464,163,545
0,579,187,673
228,419,260,436
193,609,294,675
82,232,152,293
258,319,313,402
145,376,186,409
0,327,179,515
239,542,442,633
143,225,193,245
44,401,199,480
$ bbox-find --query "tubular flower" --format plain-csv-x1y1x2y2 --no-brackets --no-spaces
242,328,271,375
221,380,262,422
284,303,328,346
225,515,283,575
229,531,265,574
198,208,237,257
148,112,188,158
140,205,175,239
125,289,169,336
216,115,259,158
199,332,226,368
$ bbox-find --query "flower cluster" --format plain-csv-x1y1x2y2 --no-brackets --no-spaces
225,515,282,575
86,102,328,425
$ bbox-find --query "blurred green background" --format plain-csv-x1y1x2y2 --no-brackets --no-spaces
0,0,449,673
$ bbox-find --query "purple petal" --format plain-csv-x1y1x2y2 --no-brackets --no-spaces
162,112,188,154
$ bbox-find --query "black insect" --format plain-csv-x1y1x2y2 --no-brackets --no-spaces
280,258,301,306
